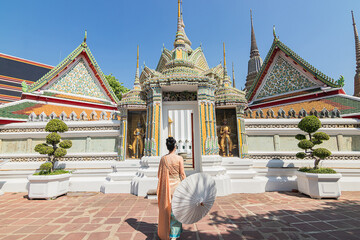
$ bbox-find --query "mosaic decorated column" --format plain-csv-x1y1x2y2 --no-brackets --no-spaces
118,108,128,161
144,86,162,157
198,86,218,155
236,105,248,158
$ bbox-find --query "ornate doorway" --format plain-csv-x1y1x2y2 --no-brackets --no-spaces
162,102,200,173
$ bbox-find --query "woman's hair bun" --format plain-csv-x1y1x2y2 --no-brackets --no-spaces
166,137,176,151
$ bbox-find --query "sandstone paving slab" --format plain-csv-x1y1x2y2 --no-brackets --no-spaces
0,192,359,239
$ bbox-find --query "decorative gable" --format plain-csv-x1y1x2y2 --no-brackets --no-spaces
255,56,317,99
47,58,108,100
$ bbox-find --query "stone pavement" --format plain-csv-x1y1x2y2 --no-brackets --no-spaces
0,192,359,240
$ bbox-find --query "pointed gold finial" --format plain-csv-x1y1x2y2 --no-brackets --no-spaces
84,30,87,43
178,0,181,19
273,25,279,41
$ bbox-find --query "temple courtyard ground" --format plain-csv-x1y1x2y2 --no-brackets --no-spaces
0,192,359,240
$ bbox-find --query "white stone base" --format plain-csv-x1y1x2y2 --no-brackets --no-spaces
296,171,342,199
100,160,140,194
28,173,70,199
202,155,232,196
221,157,266,194
230,177,267,193
131,156,160,197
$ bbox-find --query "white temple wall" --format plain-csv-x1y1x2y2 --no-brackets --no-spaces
245,118,360,192
1,118,360,193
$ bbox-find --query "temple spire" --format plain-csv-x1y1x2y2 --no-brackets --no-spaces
134,46,140,88
352,11,360,96
245,10,263,91
223,42,227,77
135,45,140,82
232,62,236,88
250,10,260,58
174,0,191,49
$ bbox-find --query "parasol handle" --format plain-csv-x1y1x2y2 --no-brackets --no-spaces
196,198,204,207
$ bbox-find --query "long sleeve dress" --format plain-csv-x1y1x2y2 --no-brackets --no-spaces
157,153,186,240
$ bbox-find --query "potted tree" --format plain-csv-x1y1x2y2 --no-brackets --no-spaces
28,119,72,200
295,115,341,199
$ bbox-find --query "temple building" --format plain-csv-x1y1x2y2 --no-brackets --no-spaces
0,1,360,195
0,53,52,104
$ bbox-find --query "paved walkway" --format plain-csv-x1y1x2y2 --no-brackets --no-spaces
0,192,359,240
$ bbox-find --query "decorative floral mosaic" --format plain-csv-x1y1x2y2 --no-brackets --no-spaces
257,56,317,99
48,59,107,100
162,91,197,101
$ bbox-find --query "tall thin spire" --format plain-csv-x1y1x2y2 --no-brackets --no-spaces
135,45,140,81
134,45,140,87
352,11,360,73
245,10,263,91
174,0,191,49
250,10,260,58
352,11,360,97
223,42,227,77
232,62,236,88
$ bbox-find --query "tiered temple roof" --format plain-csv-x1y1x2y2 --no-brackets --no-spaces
0,33,118,124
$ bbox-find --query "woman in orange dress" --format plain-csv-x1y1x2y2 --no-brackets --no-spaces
157,137,186,240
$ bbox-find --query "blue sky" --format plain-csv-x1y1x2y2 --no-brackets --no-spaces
0,0,359,95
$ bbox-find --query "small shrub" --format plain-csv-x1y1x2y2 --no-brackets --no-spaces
34,119,72,174
295,116,332,171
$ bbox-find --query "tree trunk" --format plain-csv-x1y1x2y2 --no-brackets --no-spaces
314,158,320,169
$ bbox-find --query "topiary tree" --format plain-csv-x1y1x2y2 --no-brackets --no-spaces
34,119,72,173
295,115,332,169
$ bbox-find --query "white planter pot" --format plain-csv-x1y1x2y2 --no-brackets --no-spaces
295,171,342,199
28,173,71,200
